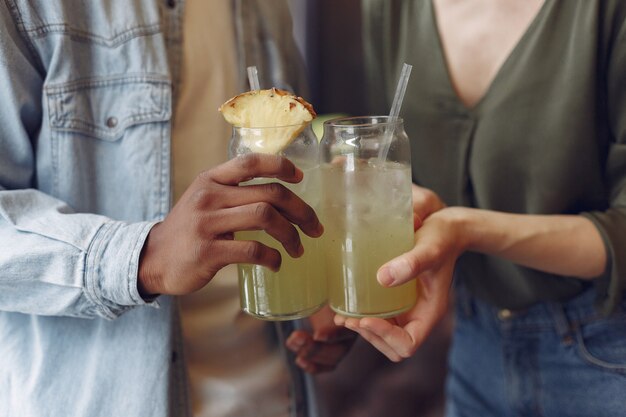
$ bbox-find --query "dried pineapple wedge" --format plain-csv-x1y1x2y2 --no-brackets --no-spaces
219,88,316,154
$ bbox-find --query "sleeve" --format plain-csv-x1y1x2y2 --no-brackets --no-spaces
582,17,626,314
0,5,157,320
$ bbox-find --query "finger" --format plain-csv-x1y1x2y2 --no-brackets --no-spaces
398,280,451,344
333,314,348,327
315,327,357,345
362,279,450,358
295,356,335,374
287,329,350,361
204,204,303,258
377,240,440,287
309,305,345,341
299,339,353,367
343,319,403,362
411,186,432,221
285,330,311,354
208,154,303,186
360,317,418,359
201,239,282,272
286,332,339,374
414,212,423,231
225,182,323,238
411,184,444,220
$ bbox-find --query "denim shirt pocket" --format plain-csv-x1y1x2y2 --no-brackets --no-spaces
45,75,172,221
46,75,170,142
7,0,163,48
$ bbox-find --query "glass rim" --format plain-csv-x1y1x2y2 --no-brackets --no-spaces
231,122,313,130
323,115,404,128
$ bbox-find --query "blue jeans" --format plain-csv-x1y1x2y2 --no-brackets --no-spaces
445,285,626,417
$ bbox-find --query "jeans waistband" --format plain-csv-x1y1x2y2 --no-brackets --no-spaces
454,284,621,338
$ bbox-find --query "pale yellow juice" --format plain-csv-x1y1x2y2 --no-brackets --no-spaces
237,169,326,320
322,161,417,318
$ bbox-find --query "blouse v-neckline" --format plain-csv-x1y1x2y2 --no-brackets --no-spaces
428,0,552,114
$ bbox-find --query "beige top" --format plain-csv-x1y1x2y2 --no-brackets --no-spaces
173,2,289,416
172,1,236,200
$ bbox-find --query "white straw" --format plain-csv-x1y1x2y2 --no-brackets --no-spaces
389,63,412,120
247,66,260,91
378,63,413,161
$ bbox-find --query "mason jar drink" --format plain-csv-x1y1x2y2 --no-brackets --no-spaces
229,124,326,320
320,116,417,318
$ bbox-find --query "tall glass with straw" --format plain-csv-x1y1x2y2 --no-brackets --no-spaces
320,64,417,318
229,66,326,320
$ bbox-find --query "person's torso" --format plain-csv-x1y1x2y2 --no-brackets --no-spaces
1,1,309,416
19,0,179,222
362,0,626,308
1,1,185,416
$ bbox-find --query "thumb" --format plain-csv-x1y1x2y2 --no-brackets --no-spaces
377,241,439,287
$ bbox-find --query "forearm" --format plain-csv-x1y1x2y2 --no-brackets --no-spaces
455,207,607,279
0,189,157,318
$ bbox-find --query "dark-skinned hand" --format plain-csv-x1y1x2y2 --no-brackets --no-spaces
138,153,323,297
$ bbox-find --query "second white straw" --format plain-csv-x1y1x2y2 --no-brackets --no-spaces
389,63,412,120
378,63,413,161
247,65,260,91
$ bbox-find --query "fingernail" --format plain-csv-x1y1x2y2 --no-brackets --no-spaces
313,331,331,342
378,260,412,286
296,356,309,369
344,321,356,331
296,242,304,257
377,266,396,287
308,222,324,238
287,337,305,351
270,260,281,273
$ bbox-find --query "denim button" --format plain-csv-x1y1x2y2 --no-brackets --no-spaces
106,117,118,128
166,0,176,8
497,309,513,320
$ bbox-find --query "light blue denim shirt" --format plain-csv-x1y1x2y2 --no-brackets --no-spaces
0,1,309,416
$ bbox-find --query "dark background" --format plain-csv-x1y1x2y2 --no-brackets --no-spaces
291,2,453,416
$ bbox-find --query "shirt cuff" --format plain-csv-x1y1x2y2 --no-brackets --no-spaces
84,220,160,319
581,210,625,315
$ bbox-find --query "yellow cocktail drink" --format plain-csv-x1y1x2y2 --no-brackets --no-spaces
322,161,417,318
237,169,326,320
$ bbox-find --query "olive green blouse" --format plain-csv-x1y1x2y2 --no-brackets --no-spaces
362,0,626,312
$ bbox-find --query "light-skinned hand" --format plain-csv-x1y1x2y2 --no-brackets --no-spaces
334,187,457,362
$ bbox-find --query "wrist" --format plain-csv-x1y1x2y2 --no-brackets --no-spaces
137,224,164,298
440,206,479,253
451,207,512,255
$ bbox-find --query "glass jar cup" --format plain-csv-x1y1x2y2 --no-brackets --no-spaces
320,116,417,318
229,123,326,320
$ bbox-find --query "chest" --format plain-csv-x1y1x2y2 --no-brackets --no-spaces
432,0,546,108
13,0,178,221
396,0,608,209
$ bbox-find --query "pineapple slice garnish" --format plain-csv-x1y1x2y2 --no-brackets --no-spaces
219,88,316,154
